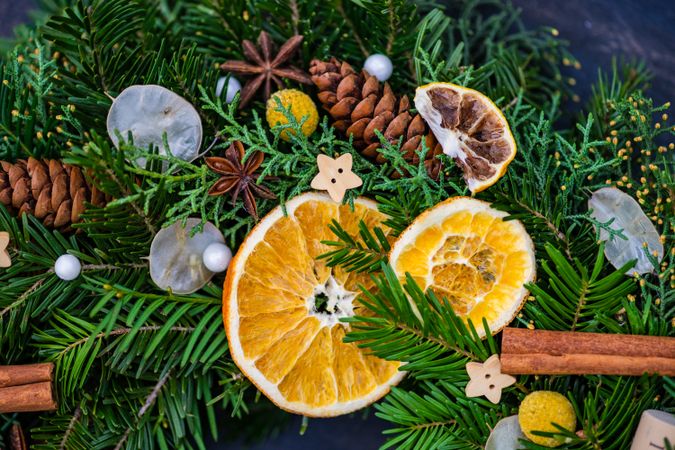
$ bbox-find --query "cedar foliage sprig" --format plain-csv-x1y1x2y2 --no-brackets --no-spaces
199,86,458,212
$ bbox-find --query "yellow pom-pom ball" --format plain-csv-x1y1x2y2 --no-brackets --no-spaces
266,89,318,141
518,391,576,448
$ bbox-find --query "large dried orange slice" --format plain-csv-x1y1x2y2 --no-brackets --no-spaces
223,192,404,417
414,82,517,193
389,197,535,337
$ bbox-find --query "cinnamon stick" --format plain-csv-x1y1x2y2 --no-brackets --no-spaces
9,423,27,450
0,381,57,413
501,328,675,376
0,363,53,388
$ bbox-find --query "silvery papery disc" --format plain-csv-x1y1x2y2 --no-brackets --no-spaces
588,187,663,275
107,85,203,169
150,219,224,294
486,415,525,450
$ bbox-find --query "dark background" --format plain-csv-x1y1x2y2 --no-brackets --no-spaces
1,0,673,449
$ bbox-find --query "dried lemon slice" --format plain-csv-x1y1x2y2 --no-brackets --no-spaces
414,82,517,192
389,197,535,337
223,193,404,417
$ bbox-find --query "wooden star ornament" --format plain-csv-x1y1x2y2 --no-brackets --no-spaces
311,154,362,203
0,232,11,268
465,354,516,404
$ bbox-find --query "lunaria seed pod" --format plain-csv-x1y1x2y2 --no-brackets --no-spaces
485,415,525,450
107,85,203,169
589,187,663,275
149,218,225,294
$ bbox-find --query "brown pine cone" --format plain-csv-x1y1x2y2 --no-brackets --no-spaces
0,158,107,230
309,57,443,177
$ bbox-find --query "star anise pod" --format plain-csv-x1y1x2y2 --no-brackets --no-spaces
220,31,312,108
205,141,276,220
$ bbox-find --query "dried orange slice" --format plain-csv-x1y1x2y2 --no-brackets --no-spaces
223,193,404,417
414,82,517,192
389,197,535,337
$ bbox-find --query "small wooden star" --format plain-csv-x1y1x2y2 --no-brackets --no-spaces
310,154,362,203
0,232,11,268
465,354,516,404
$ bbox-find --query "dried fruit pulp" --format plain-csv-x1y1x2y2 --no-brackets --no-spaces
223,193,403,417
414,82,516,192
389,197,535,337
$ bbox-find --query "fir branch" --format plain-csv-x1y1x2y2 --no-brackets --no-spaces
0,42,61,159
525,243,637,332
518,378,657,450
56,325,195,359
289,0,300,35
376,381,503,450
181,1,258,57
319,219,391,273
376,188,430,237
585,58,651,138
41,0,147,125
58,406,81,450
0,276,47,320
80,262,148,271
345,264,496,380
385,0,398,54
413,0,574,109
65,136,161,238
510,196,572,259
335,0,370,57
113,370,172,450
395,322,474,361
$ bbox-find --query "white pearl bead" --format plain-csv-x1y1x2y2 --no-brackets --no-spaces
216,76,242,103
54,254,81,281
202,242,232,273
363,54,393,82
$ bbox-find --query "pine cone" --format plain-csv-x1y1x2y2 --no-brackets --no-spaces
0,158,107,230
309,57,443,177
